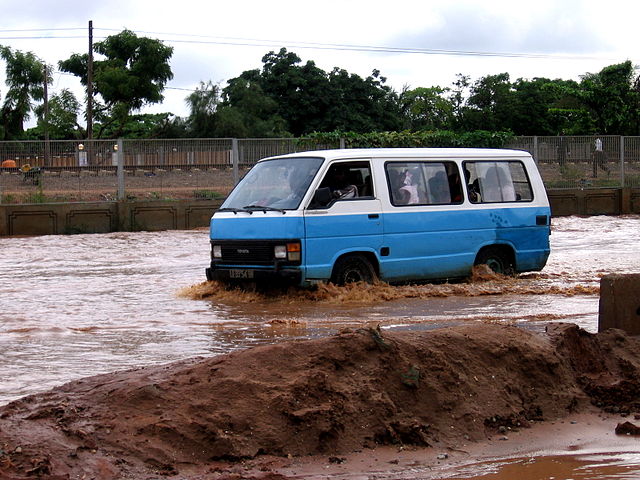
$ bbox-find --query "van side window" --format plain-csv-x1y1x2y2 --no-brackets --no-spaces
464,161,533,203
386,161,463,206
310,161,373,208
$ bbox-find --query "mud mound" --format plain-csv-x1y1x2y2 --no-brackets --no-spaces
1,323,639,479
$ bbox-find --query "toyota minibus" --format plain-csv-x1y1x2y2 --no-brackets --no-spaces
205,148,550,286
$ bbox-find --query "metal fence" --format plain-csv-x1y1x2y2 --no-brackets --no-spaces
0,136,638,204
506,136,640,189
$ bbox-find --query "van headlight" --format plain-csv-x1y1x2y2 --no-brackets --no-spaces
274,242,301,261
212,245,222,258
274,245,287,259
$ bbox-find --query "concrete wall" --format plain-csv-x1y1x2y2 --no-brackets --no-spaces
1,187,639,237
599,274,640,335
0,199,222,236
547,187,640,216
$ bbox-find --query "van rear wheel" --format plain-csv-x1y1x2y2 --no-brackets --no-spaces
331,254,377,285
475,247,514,275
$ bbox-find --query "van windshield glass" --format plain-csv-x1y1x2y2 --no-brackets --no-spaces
221,157,323,210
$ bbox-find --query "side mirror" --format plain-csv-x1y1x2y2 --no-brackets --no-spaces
309,187,332,209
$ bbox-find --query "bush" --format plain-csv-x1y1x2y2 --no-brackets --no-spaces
300,130,515,149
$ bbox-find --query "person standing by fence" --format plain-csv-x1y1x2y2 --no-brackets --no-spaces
592,137,609,178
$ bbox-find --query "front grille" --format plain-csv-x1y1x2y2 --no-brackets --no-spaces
221,243,273,264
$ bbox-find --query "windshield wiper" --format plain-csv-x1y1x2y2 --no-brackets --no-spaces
243,205,287,214
216,207,246,214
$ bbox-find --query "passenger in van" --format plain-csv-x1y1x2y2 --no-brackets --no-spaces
398,169,420,204
446,166,463,203
324,165,358,199
465,168,481,202
429,171,451,203
480,167,502,202
497,168,516,201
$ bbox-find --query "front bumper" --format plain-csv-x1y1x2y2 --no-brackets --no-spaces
205,264,303,285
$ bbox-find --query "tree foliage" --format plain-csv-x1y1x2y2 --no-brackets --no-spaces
2,40,640,141
32,88,82,139
59,29,173,138
186,81,221,137
303,130,514,148
577,61,640,135
0,46,47,139
400,86,454,131
209,48,403,137
215,77,288,137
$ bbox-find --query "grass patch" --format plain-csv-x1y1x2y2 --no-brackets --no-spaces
194,189,224,200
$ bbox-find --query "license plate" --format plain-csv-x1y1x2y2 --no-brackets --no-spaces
229,269,254,279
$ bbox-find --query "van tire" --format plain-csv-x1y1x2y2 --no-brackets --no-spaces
475,247,514,275
331,254,377,285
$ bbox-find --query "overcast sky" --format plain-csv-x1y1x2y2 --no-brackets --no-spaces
1,0,637,125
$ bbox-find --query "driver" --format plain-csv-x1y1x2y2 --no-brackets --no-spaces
327,165,358,199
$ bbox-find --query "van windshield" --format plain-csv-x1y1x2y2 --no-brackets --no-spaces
221,156,324,211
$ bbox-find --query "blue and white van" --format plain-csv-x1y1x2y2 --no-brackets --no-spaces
206,148,551,286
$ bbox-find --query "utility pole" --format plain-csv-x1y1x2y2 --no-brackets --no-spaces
87,20,93,140
43,64,50,167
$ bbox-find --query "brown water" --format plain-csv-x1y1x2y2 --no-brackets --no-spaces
1,216,639,404
446,452,640,479
2,215,640,479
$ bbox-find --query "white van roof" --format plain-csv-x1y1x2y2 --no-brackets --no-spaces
269,148,531,161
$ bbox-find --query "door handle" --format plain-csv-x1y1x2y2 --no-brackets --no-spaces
368,214,379,219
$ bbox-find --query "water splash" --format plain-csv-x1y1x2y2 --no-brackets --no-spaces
177,265,599,305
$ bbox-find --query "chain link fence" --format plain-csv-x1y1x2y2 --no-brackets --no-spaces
1,136,638,204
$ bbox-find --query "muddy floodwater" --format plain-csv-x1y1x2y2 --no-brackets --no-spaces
2,214,640,479
1,215,639,405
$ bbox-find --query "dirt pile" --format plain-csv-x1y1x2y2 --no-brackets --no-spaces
1,323,639,479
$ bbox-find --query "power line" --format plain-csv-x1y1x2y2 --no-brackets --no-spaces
165,86,199,92
0,26,620,62
0,35,88,40
0,27,86,32
93,27,614,61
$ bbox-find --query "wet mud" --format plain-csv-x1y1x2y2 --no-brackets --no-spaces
1,323,640,479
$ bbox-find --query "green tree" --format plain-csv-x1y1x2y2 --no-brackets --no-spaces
448,74,471,130
223,48,403,135
185,80,220,137
577,61,640,135
0,46,47,139
508,77,586,135
254,48,330,135
214,77,288,137
400,86,453,131
463,73,515,131
31,88,82,139
98,112,187,138
323,68,402,133
59,29,173,138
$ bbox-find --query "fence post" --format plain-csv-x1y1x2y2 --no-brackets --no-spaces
117,138,125,201
533,136,538,163
340,137,346,149
620,135,625,187
232,138,239,185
